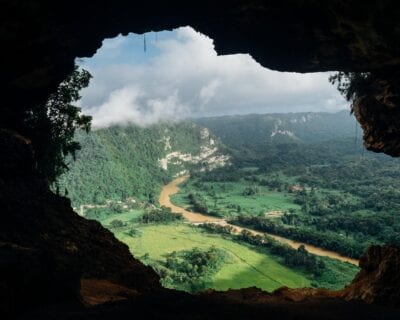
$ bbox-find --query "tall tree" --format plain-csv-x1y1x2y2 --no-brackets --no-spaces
23,66,92,183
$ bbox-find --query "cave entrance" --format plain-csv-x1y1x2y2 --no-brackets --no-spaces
56,27,395,294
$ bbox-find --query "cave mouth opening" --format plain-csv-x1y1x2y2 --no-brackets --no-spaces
4,3,400,317
53,27,398,295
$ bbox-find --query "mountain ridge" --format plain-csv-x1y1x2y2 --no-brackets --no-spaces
194,110,359,147
58,110,363,206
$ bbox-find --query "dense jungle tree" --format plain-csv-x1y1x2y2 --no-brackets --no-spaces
23,66,92,183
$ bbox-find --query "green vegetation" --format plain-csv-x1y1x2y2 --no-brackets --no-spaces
88,205,319,292
199,223,358,289
201,223,326,275
85,200,357,292
117,223,312,292
60,110,398,293
231,215,364,259
329,72,371,104
172,175,299,219
169,111,400,259
158,246,227,292
187,193,224,217
23,66,92,183
100,209,144,226
195,110,357,148
58,122,225,206
175,160,400,259
141,206,183,223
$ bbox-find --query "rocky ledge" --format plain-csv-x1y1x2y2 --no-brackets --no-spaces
0,130,160,318
1,130,400,319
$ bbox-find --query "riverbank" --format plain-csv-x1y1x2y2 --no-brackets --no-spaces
159,176,359,266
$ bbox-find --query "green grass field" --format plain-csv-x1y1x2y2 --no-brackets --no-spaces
171,179,300,218
115,223,311,292
172,172,361,223
99,208,145,225
90,181,358,293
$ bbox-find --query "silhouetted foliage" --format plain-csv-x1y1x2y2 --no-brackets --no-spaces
329,72,371,104
23,66,92,183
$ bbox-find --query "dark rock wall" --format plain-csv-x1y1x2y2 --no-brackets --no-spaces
342,246,400,305
352,71,400,156
0,130,160,316
1,1,400,317
1,1,400,154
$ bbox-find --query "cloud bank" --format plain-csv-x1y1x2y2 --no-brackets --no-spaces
78,27,347,128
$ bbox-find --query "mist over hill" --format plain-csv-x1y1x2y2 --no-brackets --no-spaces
194,110,371,169
194,110,358,147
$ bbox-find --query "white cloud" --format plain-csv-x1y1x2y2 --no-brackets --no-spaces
79,27,347,128
86,86,187,128
199,79,222,105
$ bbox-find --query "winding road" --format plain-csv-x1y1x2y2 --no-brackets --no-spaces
159,175,359,266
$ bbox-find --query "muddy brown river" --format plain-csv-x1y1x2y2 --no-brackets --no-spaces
159,175,359,266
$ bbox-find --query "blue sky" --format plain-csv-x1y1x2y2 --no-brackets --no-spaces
77,27,348,128
80,31,168,68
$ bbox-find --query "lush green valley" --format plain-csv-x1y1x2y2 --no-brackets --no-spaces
58,110,400,293
57,122,229,206
172,124,400,258
89,205,357,292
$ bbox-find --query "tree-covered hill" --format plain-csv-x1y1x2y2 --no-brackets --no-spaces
58,110,380,207
195,110,358,147
57,122,229,206
194,110,370,168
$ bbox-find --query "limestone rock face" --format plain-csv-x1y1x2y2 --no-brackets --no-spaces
352,72,400,156
342,246,400,305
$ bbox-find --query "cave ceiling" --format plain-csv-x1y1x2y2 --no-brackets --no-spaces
2,0,400,155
